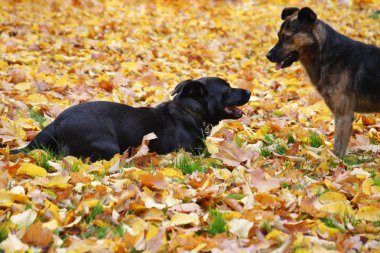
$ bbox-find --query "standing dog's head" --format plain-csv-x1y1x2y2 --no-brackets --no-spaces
172,77,251,125
267,7,319,70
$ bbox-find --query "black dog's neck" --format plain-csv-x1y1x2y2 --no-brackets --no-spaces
157,100,210,133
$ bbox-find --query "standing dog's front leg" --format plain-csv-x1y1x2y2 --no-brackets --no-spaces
333,113,354,157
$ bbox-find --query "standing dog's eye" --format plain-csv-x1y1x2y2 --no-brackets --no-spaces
282,34,290,41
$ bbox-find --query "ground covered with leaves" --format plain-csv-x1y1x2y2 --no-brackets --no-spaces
0,0,380,252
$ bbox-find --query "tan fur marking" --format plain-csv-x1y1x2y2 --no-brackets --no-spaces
289,13,298,21
292,33,315,48
312,22,327,48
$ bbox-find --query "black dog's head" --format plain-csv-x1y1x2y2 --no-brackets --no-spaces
267,7,318,69
172,77,251,125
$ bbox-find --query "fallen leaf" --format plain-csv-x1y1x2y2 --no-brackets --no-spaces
17,163,48,177
170,213,200,226
228,218,253,238
356,206,380,221
140,173,166,190
22,221,54,247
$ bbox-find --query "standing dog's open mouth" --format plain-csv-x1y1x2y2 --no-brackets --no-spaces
275,51,299,70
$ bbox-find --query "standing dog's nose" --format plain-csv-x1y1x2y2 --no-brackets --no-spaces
266,50,274,61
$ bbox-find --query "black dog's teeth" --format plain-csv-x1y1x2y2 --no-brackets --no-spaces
225,106,243,117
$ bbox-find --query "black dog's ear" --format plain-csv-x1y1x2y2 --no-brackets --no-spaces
298,7,317,24
172,80,207,97
281,7,299,20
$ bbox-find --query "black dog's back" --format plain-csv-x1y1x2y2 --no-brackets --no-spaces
11,101,158,160
9,77,250,162
10,123,59,155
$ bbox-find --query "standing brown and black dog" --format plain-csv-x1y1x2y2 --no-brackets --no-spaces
267,7,380,157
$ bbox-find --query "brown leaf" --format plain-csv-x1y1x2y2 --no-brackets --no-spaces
300,196,327,218
38,65,56,74
250,168,280,193
99,80,114,92
286,141,300,156
211,140,257,167
224,198,243,212
283,220,312,234
9,68,27,84
362,115,376,126
21,221,53,248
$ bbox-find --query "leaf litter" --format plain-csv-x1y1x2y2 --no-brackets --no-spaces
0,0,380,252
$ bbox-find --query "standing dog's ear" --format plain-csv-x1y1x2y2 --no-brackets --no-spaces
298,7,317,24
281,7,299,20
172,80,207,97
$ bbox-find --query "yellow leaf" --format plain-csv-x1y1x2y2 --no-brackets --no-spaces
27,94,48,103
356,206,380,221
317,221,340,237
170,213,199,226
362,178,374,195
56,76,68,86
121,62,139,74
0,191,30,207
215,168,232,180
159,168,184,180
264,229,288,241
146,223,158,241
223,211,242,220
14,82,31,92
17,163,48,177
77,199,100,213
371,185,380,194
205,137,221,154
0,59,9,70
44,177,70,189
45,199,60,221
320,202,354,215
318,192,347,204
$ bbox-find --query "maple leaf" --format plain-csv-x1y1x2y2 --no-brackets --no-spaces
210,139,257,167
249,168,280,193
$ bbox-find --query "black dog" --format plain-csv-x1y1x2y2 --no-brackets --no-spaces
10,77,250,161
267,7,380,157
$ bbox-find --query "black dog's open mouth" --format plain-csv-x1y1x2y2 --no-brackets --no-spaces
275,51,299,70
224,106,244,118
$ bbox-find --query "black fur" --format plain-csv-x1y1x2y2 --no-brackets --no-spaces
297,7,317,24
281,7,299,20
10,77,250,161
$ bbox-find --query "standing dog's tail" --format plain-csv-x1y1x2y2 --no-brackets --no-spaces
9,124,59,155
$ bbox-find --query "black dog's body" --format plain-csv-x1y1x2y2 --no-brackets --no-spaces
10,77,250,161
267,7,380,157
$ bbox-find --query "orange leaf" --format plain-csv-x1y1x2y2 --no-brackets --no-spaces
140,173,166,190
99,80,114,92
